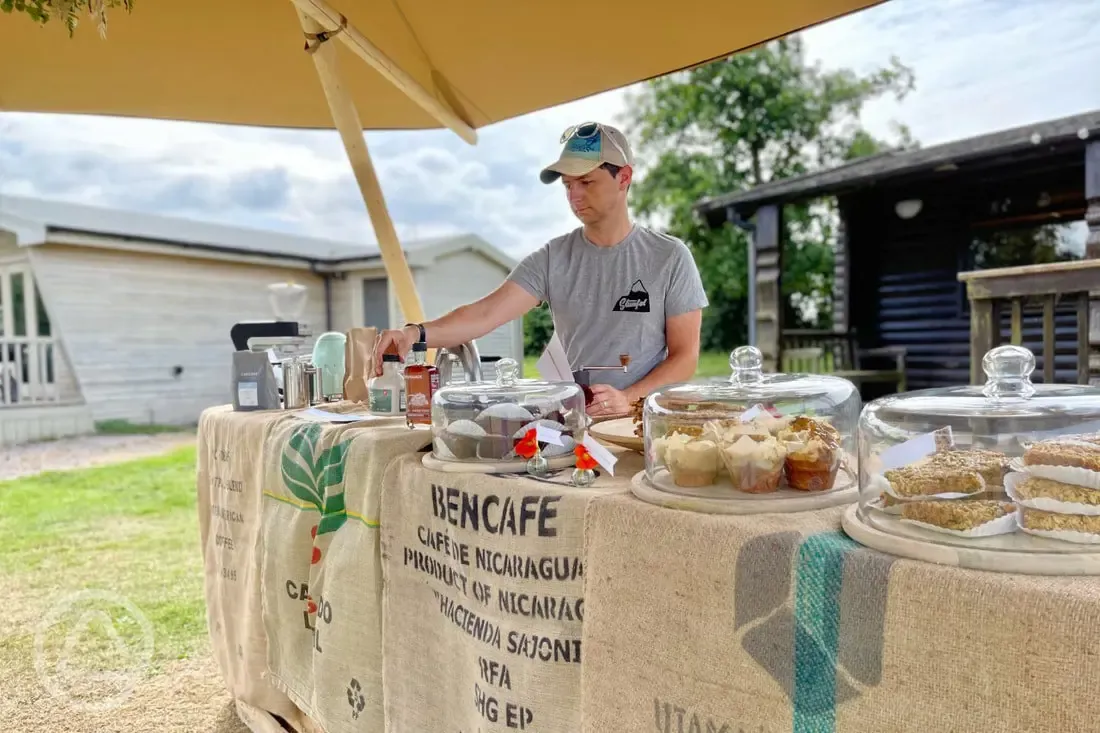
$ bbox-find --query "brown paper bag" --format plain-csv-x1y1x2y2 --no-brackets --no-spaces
343,327,377,402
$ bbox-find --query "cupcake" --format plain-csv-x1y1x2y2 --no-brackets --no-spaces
701,419,770,444
778,417,841,491
439,419,486,460
652,431,695,465
666,438,721,487
721,435,787,493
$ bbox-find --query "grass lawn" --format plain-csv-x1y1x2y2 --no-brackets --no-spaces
523,350,731,381
0,446,205,677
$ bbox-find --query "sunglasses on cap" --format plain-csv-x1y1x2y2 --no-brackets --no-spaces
559,121,630,165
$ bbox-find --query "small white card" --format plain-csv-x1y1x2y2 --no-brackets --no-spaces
298,407,373,423
237,381,258,407
536,425,565,446
879,428,951,470
740,404,764,423
535,332,573,382
581,432,618,477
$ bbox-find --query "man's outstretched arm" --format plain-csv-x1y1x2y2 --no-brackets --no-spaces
372,281,539,371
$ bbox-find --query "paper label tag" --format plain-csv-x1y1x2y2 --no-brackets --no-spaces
740,404,764,423
535,332,573,382
237,381,258,407
582,433,618,477
879,427,952,470
536,425,565,446
298,408,373,423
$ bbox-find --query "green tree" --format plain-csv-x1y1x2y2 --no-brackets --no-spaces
625,37,916,350
1,0,133,36
523,302,554,357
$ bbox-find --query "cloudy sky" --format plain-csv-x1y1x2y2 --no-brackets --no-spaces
1,0,1098,260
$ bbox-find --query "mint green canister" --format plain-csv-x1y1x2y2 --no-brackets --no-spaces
312,331,347,401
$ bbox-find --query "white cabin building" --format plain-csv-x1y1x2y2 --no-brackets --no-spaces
0,195,522,445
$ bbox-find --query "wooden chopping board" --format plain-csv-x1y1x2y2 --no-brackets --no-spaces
589,417,643,452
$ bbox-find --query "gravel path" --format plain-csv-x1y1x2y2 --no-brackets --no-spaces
0,432,197,481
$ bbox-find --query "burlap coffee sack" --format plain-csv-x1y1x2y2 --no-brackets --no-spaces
583,493,1100,733
580,495,884,733
259,415,426,725
306,425,431,733
380,453,633,733
259,417,370,714
835,560,1100,733
196,405,307,730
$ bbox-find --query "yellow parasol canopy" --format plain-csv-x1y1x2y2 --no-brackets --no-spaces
0,0,884,323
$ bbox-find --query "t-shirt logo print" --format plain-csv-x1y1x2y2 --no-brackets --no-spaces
613,279,650,313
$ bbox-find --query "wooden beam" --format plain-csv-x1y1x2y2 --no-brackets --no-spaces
969,298,997,385
833,204,850,332
1079,293,1091,385
297,9,426,327
753,205,782,371
1086,141,1100,258
291,0,477,145
1043,295,1056,384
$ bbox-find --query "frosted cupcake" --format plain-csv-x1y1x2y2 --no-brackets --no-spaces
701,419,770,444
665,438,721,487
721,435,787,493
778,417,841,491
652,431,695,465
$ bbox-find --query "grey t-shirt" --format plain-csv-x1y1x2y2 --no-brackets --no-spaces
507,225,708,391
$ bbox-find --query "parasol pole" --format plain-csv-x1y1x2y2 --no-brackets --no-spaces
294,6,476,332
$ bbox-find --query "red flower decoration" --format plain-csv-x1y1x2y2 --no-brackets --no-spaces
515,429,539,459
574,445,598,471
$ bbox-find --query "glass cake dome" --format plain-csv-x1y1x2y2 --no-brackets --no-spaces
854,344,1100,556
430,357,586,465
635,346,860,509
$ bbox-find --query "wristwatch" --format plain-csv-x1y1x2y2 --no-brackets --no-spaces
405,323,426,344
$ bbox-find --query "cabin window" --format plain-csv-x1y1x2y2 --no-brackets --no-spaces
0,268,51,336
968,221,1086,270
362,278,390,330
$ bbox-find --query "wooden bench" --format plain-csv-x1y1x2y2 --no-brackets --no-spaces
781,329,908,393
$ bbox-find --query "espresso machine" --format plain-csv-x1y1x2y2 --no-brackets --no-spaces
230,281,314,409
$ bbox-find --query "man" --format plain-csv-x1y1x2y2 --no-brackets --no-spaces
372,121,708,417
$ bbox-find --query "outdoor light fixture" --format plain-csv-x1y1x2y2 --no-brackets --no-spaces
895,199,923,220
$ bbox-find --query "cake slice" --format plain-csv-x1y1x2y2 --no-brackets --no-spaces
1024,439,1100,472
1013,476,1100,507
901,500,1015,531
1019,508,1100,536
884,463,985,497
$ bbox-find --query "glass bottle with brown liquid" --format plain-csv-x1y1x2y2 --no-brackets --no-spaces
404,341,440,428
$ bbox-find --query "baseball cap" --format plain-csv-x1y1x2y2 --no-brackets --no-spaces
539,122,635,184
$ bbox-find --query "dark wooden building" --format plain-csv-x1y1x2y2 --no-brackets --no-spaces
697,109,1100,395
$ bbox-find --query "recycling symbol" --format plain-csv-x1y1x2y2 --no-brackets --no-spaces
346,678,366,719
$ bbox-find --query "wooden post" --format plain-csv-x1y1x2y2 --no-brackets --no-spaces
968,295,998,385
1086,141,1100,258
296,9,426,326
833,204,850,333
753,205,783,372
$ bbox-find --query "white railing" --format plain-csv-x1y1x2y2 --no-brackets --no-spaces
0,337,60,406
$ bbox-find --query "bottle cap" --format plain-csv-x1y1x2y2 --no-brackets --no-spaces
382,354,400,363
412,342,427,352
